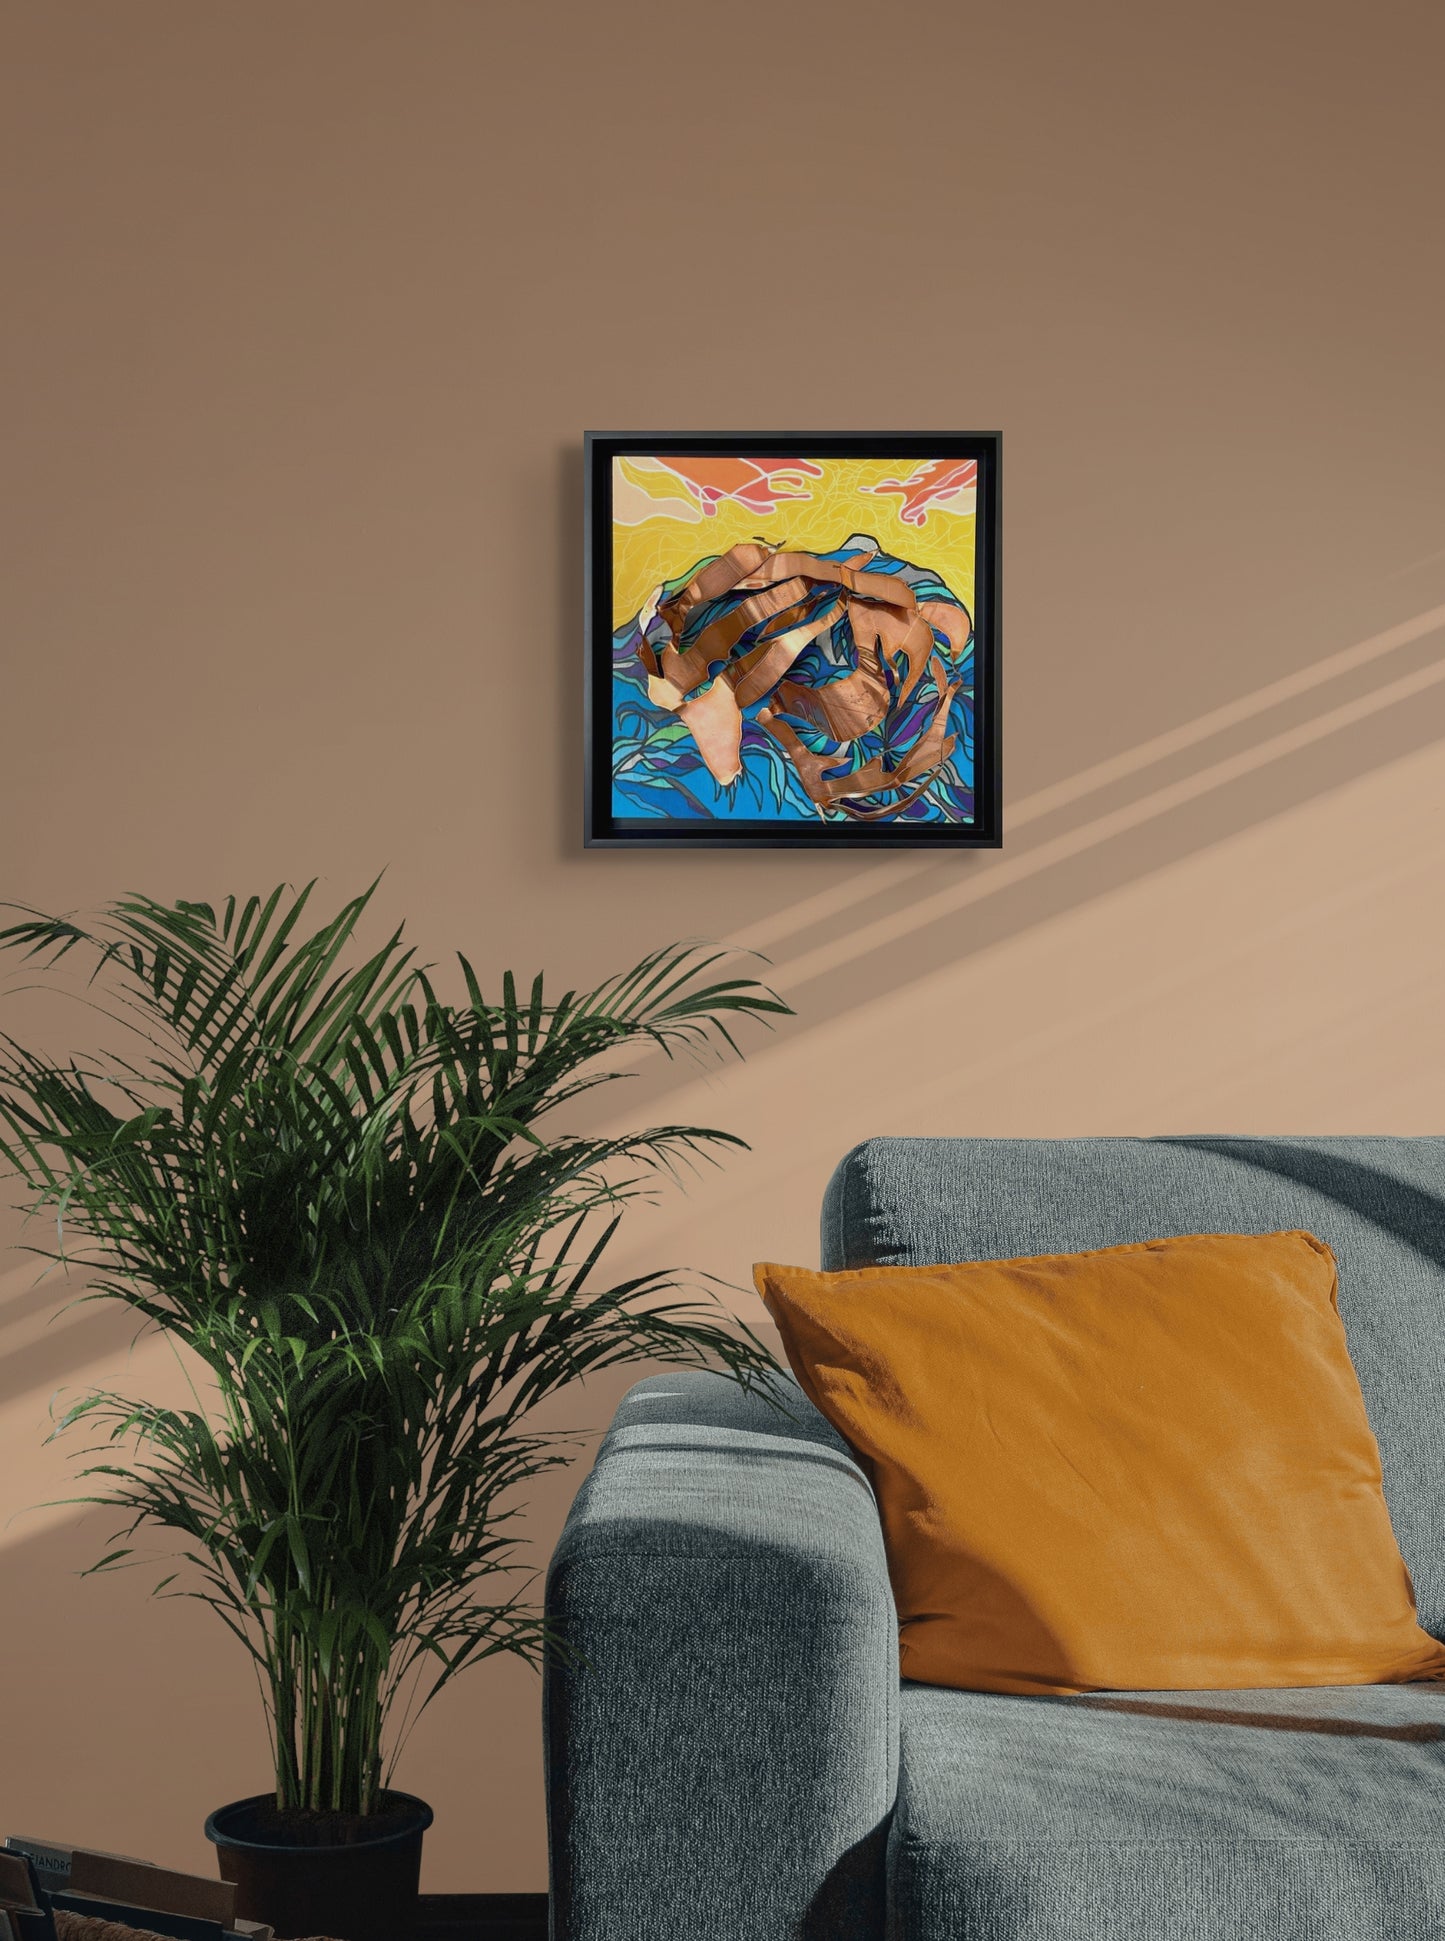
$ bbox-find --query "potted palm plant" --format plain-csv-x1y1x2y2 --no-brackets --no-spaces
0,882,786,1941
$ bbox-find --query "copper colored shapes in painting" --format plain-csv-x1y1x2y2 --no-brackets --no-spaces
641,539,970,812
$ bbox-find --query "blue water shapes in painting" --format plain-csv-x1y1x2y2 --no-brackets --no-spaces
610,534,974,826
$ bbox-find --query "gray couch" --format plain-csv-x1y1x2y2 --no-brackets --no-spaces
543,1136,1445,1939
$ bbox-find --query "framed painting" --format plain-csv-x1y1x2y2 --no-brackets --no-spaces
584,431,1001,849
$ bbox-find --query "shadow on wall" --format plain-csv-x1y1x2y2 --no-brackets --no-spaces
756,596,1445,1008
561,559,1445,1127
12,621,1445,1412
0,1294,140,1410
558,443,585,851
9,545,1445,1397
0,1353,660,1867
0,1508,271,1852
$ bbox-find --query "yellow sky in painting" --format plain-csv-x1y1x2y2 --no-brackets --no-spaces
610,456,977,630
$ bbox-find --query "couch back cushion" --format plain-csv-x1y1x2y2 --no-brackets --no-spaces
820,1136,1445,1638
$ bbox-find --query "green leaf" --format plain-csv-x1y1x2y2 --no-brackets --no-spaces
0,887,789,1812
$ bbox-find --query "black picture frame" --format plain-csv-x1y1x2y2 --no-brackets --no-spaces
584,431,1002,850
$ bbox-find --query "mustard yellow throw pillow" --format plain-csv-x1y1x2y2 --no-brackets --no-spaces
756,1232,1445,1694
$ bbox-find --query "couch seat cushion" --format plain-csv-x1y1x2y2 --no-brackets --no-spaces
891,1679,1445,1940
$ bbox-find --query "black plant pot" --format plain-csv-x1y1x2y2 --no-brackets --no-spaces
205,1791,434,1941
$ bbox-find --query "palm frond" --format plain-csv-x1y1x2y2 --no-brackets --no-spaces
0,881,789,1814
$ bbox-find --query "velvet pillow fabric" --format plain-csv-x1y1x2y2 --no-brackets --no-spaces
756,1232,1445,1694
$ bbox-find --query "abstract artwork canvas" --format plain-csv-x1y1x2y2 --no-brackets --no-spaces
584,432,1001,848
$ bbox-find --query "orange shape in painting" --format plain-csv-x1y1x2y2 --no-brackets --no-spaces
661,456,823,517
866,458,978,527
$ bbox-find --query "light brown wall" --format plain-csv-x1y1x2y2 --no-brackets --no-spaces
3,0,1444,1892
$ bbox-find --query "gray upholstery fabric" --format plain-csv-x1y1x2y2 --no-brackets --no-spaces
545,1138,1445,1941
821,1135,1445,1637
544,1367,899,1941
821,1136,1445,1939
889,1680,1445,1940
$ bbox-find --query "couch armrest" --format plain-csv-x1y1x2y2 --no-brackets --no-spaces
543,1369,899,1941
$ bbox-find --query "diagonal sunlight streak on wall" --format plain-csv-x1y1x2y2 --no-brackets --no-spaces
766,629,1445,995
545,605,1445,1153
878,845,1445,1135
0,1258,72,1333
9,618,1445,1415
582,779,1445,1295
1000,601,1445,830
730,860,931,956
0,1304,204,1553
731,601,1445,959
